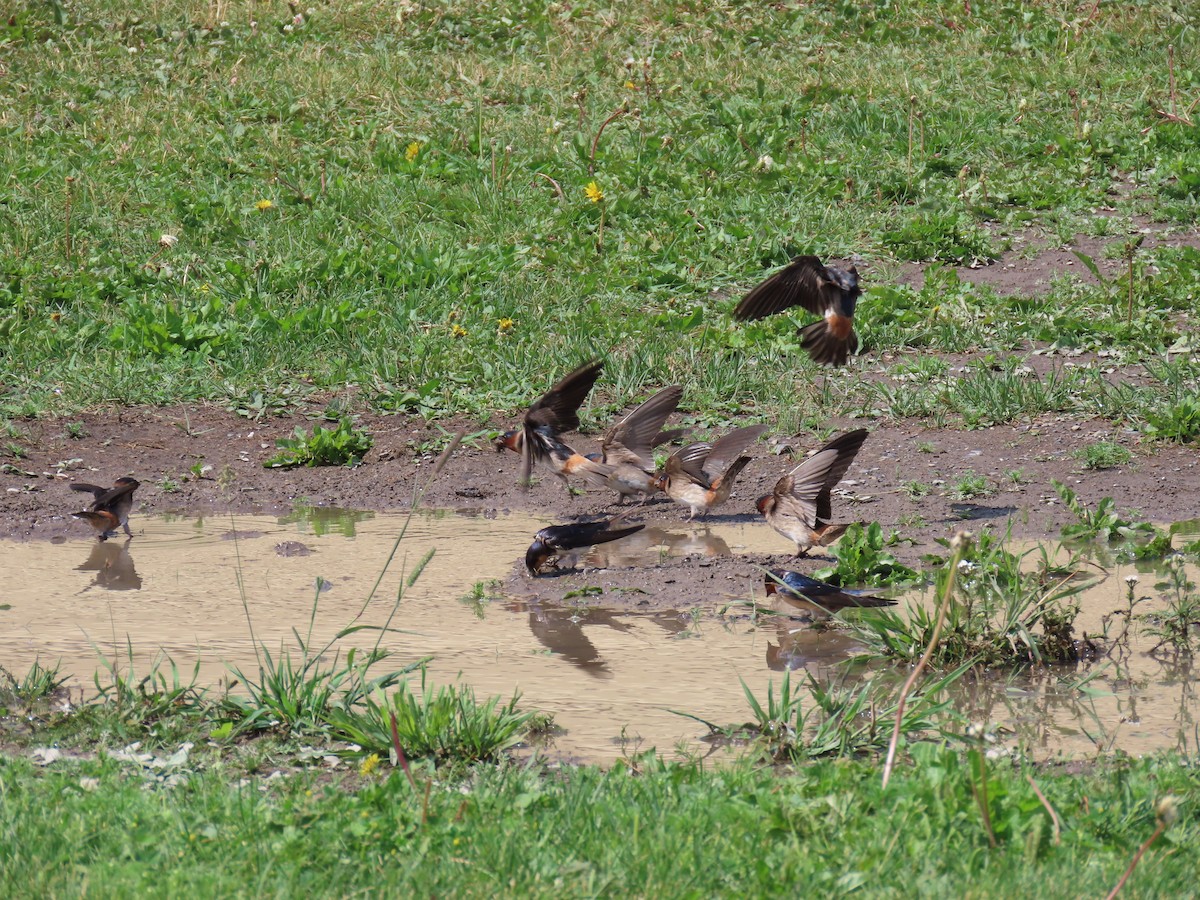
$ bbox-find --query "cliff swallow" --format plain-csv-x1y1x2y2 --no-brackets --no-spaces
70,477,140,541
756,429,868,556
655,424,767,520
526,515,646,575
496,359,612,492
765,569,895,610
589,384,685,503
733,255,861,366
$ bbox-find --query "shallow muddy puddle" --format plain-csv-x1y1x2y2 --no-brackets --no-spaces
2,509,1197,763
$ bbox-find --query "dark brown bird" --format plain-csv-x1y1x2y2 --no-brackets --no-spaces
733,255,861,366
70,477,140,541
589,384,686,503
765,569,895,610
756,429,868,556
655,425,767,520
495,359,613,492
525,515,646,575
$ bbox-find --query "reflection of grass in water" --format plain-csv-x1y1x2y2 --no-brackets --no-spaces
278,501,376,537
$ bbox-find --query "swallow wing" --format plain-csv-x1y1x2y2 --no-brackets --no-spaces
69,483,108,500
666,442,714,487
91,479,139,510
734,256,832,320
704,424,767,474
602,385,683,468
525,359,604,434
774,429,868,523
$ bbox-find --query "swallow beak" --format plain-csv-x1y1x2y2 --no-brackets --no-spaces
525,540,552,575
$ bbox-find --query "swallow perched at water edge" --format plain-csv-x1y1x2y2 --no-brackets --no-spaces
525,515,647,575
655,424,768,520
495,359,613,493
733,255,861,366
589,384,686,504
765,569,895,610
70,477,140,541
757,429,868,556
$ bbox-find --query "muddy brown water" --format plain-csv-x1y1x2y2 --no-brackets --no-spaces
3,510,1196,763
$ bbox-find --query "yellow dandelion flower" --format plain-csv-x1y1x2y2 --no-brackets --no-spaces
498,317,515,333
50,312,62,323
255,199,274,211
359,753,381,776
405,141,421,162
585,181,604,203
624,80,637,90
451,324,468,338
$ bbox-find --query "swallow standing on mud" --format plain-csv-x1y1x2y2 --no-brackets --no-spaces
495,359,614,493
756,429,868,557
587,384,686,504
764,569,895,611
70,477,140,541
733,255,861,366
525,515,647,575
655,424,768,520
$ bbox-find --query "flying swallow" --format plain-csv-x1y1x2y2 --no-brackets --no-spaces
764,569,895,610
587,384,686,503
495,359,613,492
525,515,646,575
756,429,868,556
70,477,140,541
655,424,767,520
733,255,861,366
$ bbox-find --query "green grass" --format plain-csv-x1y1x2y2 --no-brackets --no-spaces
1,747,1197,897
0,1,1197,428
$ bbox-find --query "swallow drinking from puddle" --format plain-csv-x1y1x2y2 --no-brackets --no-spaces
70,477,140,541
764,569,895,610
733,255,861,366
757,429,868,556
655,424,768,520
525,515,646,575
496,359,614,493
588,384,686,504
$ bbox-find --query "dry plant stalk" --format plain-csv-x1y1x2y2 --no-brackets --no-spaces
1025,774,1062,845
589,103,629,175
1105,796,1178,900
881,530,972,789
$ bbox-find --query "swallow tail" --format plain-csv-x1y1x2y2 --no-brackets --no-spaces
799,319,857,367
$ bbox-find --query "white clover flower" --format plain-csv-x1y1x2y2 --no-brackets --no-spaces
159,233,178,248
755,154,774,172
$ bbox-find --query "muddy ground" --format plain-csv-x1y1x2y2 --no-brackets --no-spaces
4,401,1196,610
4,227,1198,610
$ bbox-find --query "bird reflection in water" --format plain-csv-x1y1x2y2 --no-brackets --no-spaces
510,600,692,679
76,540,142,591
765,624,863,674
582,526,732,568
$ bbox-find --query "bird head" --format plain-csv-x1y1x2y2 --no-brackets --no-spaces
495,430,522,453
525,539,555,575
754,493,775,516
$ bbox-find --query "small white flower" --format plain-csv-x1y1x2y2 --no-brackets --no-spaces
127,46,138,54
159,233,178,248
283,23,293,32
1124,574,1139,585
755,154,775,172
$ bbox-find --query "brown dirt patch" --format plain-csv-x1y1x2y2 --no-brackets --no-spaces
4,401,1197,611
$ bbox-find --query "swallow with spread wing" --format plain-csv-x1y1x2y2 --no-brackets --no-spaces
765,569,895,610
756,428,868,556
654,424,768,520
525,515,646,575
70,476,140,541
495,359,614,493
586,384,686,504
734,255,861,366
